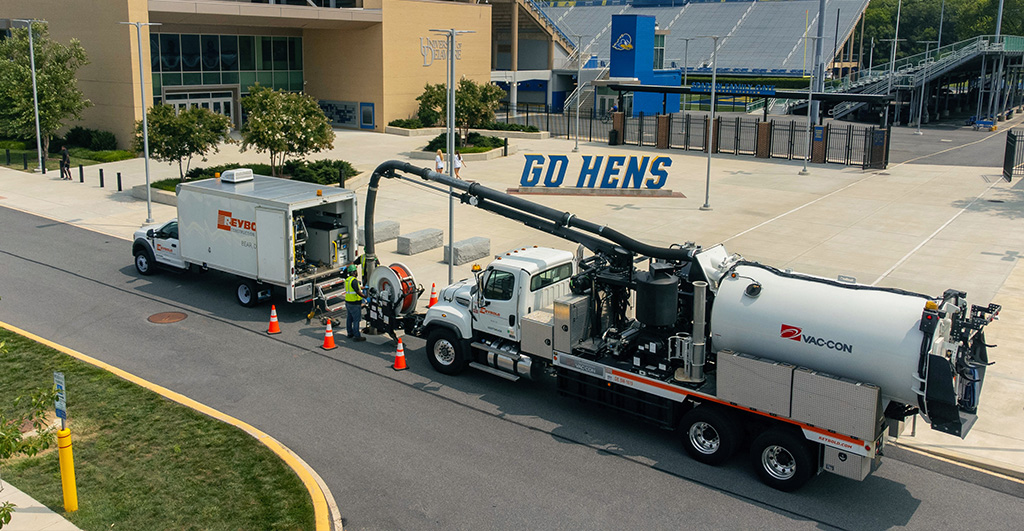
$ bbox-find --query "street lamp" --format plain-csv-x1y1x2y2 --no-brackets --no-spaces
696,35,719,211
679,37,695,111
120,21,162,224
883,0,903,127
800,35,822,176
915,40,938,135
429,28,474,284
572,34,589,153
13,19,46,173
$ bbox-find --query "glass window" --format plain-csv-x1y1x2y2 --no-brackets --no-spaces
289,70,304,91
239,36,255,70
259,36,273,70
273,37,288,71
483,270,515,301
183,72,202,86
150,33,160,72
162,73,182,86
222,71,239,84
530,263,573,291
201,34,220,71
220,35,238,71
288,37,302,70
152,74,161,95
203,72,221,85
180,34,201,72
257,71,273,87
273,72,290,90
239,71,257,91
160,34,180,71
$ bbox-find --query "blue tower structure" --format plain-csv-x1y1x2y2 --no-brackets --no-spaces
609,14,681,116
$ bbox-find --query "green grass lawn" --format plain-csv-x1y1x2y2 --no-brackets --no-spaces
0,148,135,174
0,329,315,530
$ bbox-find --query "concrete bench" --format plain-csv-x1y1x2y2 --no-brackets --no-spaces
444,236,490,266
397,228,443,255
357,220,400,246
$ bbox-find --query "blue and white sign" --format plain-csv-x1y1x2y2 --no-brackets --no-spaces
521,154,672,190
54,371,66,420
691,82,776,96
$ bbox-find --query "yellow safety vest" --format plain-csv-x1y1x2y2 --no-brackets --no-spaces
345,276,362,303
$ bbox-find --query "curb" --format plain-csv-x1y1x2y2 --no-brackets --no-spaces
0,321,342,531
892,441,1024,483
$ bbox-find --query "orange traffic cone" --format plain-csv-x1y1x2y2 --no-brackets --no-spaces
393,339,407,371
321,321,338,350
267,305,282,334
428,283,438,308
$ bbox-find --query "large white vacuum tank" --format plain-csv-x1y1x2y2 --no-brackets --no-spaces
709,263,931,407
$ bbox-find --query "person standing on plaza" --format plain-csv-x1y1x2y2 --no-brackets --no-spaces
344,264,366,341
60,146,72,180
435,149,445,173
454,151,465,179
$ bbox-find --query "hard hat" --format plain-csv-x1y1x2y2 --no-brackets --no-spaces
347,264,358,273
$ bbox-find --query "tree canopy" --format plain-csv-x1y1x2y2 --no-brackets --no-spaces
416,79,505,138
0,22,91,154
239,85,335,176
134,105,233,180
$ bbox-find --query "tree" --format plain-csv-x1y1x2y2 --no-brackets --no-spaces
0,22,91,155
240,85,335,176
0,339,56,529
416,83,447,127
133,105,232,180
454,78,505,140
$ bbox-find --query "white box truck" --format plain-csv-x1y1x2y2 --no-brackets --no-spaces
132,169,358,309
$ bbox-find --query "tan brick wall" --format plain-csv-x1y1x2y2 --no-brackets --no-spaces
6,0,151,148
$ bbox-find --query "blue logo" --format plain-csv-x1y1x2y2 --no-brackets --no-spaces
612,33,633,51
520,154,671,190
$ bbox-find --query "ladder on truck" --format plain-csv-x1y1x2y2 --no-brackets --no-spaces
308,276,348,326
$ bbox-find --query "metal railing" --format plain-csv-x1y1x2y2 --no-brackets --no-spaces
522,0,577,54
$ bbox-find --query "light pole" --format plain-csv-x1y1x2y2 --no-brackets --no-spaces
430,28,473,284
915,40,938,135
883,0,903,127
120,21,162,224
697,35,719,211
800,35,822,176
572,34,588,153
14,19,45,173
680,37,695,110
869,37,875,73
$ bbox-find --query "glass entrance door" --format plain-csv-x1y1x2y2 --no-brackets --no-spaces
163,91,235,126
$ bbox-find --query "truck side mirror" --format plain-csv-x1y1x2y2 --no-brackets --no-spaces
146,229,155,238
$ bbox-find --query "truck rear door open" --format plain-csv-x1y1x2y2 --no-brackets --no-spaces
255,207,288,284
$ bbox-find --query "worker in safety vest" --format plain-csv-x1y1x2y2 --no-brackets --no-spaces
344,264,366,341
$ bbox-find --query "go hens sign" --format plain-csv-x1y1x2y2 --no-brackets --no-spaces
520,154,672,190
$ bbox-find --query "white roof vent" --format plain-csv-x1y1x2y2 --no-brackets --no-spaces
221,168,254,183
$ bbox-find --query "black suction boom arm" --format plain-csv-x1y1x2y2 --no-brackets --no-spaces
363,160,696,270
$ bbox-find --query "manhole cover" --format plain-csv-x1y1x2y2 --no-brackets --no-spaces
148,312,187,324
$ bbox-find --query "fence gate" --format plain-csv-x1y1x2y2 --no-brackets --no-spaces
1004,128,1024,182
863,128,890,170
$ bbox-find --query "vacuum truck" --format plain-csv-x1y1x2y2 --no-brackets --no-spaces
359,161,999,491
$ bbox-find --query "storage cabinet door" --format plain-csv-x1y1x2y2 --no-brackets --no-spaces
255,208,288,284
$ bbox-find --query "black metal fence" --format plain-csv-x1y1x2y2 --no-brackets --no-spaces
1004,128,1024,182
494,104,884,168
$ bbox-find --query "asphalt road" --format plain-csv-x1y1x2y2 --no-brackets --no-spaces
1,205,1022,530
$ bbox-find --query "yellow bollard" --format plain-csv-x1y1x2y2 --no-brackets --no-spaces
56,428,78,512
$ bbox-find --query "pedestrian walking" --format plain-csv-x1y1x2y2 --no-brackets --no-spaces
344,264,366,342
435,149,445,173
454,151,465,179
60,146,72,180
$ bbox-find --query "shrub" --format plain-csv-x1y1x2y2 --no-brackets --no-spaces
47,137,67,153
0,139,28,150
184,163,274,181
66,147,135,162
388,118,424,129
424,132,504,152
64,126,93,148
90,130,118,151
481,121,539,133
181,159,355,185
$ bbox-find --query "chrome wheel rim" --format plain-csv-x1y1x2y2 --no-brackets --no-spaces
761,445,797,481
433,339,456,366
136,254,149,272
688,421,720,455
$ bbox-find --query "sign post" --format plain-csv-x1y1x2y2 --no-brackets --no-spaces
54,371,78,512
54,371,67,429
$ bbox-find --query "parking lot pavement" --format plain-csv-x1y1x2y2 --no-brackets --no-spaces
2,115,1023,480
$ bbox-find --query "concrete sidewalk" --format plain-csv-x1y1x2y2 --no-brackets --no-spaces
0,480,81,531
2,118,1023,506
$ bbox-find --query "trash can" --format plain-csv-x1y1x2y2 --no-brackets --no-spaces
609,129,619,145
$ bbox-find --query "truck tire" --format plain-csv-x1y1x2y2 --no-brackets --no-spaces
134,248,155,276
750,429,816,492
237,279,258,307
426,328,467,375
680,406,741,466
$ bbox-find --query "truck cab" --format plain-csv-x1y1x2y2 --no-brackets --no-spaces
133,219,186,274
421,247,575,377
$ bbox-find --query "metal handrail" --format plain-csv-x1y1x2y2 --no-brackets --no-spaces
523,0,577,53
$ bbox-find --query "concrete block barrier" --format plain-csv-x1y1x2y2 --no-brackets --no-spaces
444,237,490,265
397,228,443,255
358,220,400,245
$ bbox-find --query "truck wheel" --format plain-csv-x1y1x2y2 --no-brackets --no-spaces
426,328,467,375
750,430,816,492
237,279,258,307
134,249,155,276
680,406,741,466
